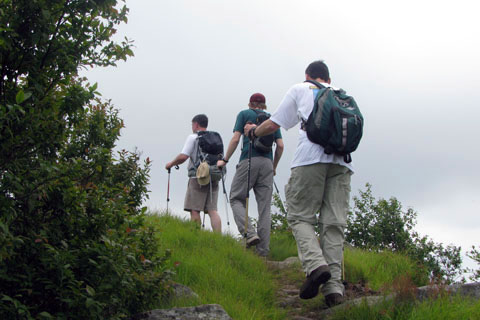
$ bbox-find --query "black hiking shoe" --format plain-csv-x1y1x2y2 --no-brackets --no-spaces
299,265,331,299
246,235,260,247
325,293,344,308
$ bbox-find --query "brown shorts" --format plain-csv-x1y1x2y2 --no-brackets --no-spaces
184,178,219,213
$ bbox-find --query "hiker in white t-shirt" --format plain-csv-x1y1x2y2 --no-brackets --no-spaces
244,61,352,308
165,114,222,232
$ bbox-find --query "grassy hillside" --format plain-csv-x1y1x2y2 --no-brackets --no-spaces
145,213,285,320
145,212,479,319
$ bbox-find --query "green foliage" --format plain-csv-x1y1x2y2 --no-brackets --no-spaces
346,184,464,284
271,192,289,233
346,183,416,252
466,245,480,282
0,1,170,318
268,231,297,261
145,213,285,320
344,247,429,290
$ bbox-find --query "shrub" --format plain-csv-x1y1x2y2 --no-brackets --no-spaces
0,1,171,318
346,184,464,284
271,193,289,233
466,245,480,282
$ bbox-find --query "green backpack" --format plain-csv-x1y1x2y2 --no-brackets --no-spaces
303,80,363,163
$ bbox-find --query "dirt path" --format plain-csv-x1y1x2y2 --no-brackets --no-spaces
267,258,377,320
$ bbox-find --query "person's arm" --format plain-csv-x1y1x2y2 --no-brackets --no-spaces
272,138,284,176
217,131,242,168
165,153,189,170
244,119,280,138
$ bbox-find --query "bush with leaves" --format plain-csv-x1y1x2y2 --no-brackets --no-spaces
466,246,480,282
346,183,464,283
0,1,171,319
270,192,289,233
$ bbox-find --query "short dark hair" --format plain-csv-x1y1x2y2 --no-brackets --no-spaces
305,60,330,81
192,114,208,128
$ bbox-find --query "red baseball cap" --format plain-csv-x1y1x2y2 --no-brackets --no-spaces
249,93,266,104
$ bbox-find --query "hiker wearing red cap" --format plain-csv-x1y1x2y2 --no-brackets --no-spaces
166,114,223,232
244,61,355,308
217,93,284,256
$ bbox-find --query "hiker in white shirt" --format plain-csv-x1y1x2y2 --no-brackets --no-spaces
244,61,352,308
166,114,222,232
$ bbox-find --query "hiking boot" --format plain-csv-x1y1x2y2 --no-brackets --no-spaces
325,293,344,308
246,235,260,247
299,265,331,299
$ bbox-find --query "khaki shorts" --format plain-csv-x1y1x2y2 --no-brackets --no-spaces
184,178,219,213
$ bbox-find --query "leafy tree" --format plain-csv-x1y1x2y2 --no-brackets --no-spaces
466,246,480,282
0,1,170,319
271,192,289,233
346,183,416,251
346,184,464,284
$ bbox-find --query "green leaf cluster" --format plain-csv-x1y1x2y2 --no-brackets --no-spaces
466,245,480,282
346,183,464,284
270,192,289,233
0,1,170,319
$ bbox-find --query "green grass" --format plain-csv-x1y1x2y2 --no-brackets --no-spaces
145,212,285,320
268,231,298,261
330,293,480,320
143,217,475,320
269,230,429,291
344,247,430,290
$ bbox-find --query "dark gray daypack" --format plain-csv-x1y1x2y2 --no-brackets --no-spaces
251,109,274,153
196,131,224,183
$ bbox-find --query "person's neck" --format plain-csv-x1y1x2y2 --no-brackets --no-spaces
306,75,329,84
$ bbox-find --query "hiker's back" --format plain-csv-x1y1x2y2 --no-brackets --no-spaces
233,109,280,162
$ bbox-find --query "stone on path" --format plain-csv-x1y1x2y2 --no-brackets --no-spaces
132,304,232,320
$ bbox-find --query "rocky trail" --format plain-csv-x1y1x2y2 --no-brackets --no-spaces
134,256,480,319
268,256,480,320
268,257,377,319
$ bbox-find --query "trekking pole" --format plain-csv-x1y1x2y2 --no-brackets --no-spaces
342,253,345,282
220,168,231,229
166,165,179,213
202,212,206,229
273,178,286,214
244,138,253,248
273,179,283,202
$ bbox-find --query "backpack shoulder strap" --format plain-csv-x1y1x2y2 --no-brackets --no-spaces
195,133,206,164
301,80,325,128
304,79,325,89
249,108,263,117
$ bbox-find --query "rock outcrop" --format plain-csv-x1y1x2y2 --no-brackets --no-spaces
170,283,199,300
132,304,232,320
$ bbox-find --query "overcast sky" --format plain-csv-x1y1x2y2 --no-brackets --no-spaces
85,0,480,270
